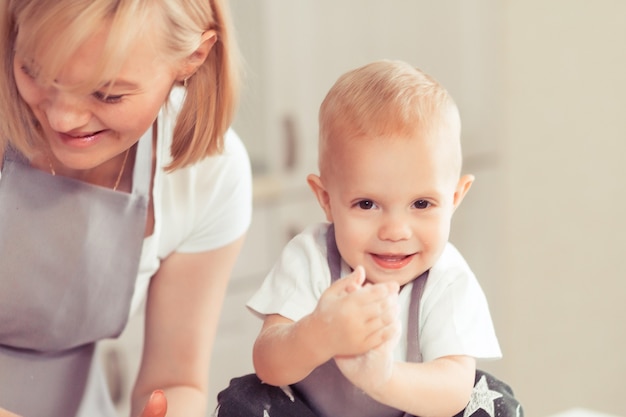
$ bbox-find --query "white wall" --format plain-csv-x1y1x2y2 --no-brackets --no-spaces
500,1,626,415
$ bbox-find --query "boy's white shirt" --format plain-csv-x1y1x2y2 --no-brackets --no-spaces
247,222,502,363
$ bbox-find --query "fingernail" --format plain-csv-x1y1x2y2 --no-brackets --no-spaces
151,389,164,399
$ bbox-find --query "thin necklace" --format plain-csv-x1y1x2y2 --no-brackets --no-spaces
48,147,131,191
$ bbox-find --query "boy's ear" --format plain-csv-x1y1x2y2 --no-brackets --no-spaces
453,174,474,210
178,30,217,81
307,174,333,222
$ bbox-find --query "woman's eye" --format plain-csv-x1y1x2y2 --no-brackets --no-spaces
413,200,430,209
357,200,376,210
20,65,36,79
93,91,124,104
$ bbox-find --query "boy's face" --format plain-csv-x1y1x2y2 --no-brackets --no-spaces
309,129,472,287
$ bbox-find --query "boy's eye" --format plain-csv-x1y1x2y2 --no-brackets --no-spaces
93,91,124,104
413,200,430,209
357,200,376,210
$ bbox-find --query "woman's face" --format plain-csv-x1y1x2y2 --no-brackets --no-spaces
13,23,178,170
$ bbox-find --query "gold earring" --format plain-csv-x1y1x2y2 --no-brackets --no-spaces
183,77,189,87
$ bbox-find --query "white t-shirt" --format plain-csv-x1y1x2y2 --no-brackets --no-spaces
248,222,501,362
129,88,253,314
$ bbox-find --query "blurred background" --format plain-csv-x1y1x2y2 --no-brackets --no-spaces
103,1,626,417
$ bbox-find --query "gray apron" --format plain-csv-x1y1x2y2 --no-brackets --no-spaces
293,224,428,417
0,130,152,417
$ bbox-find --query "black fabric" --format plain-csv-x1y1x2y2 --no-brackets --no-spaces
453,370,523,417
215,374,317,417
214,371,523,417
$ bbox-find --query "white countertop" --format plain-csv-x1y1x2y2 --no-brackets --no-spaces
548,408,623,417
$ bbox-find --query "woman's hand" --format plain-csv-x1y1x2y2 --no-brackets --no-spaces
0,407,21,417
138,390,168,417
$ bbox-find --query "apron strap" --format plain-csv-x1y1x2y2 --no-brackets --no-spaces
131,125,153,196
2,145,28,165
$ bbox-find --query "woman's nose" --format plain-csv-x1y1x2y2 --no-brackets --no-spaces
43,91,91,133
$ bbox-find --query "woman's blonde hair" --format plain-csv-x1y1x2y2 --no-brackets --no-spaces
318,59,460,175
0,0,240,171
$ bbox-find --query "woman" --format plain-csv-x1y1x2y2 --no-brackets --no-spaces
0,1,252,416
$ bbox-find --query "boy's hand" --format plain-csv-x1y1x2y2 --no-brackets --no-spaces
311,266,400,358
335,315,401,393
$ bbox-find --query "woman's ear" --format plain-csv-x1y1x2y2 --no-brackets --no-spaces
452,174,474,211
178,30,217,82
307,173,333,222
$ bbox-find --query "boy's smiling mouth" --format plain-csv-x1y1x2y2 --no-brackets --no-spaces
370,252,415,269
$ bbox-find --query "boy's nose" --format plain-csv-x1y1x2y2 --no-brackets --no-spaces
378,214,412,242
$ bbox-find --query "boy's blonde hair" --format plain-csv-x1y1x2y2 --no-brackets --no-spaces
0,0,240,171
318,60,461,176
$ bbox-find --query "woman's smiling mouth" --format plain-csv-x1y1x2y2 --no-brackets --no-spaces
57,130,106,148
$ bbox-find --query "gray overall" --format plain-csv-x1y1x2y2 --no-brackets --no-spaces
0,130,151,417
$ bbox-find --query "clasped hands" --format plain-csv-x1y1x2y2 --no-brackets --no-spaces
311,266,402,395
